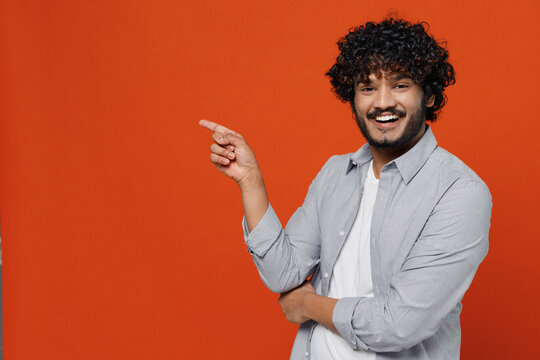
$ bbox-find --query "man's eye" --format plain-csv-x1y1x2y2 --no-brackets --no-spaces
361,87,374,92
395,84,410,89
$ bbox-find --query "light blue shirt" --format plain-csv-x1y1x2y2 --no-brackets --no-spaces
242,126,492,359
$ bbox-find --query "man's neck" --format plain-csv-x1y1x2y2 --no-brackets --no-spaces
370,125,426,179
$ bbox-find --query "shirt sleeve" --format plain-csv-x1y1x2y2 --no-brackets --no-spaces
332,180,492,352
240,156,335,293
242,203,282,257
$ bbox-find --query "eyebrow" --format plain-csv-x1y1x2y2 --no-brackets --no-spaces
391,73,414,81
359,73,414,85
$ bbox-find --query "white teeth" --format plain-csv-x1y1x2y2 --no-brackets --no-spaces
376,115,399,121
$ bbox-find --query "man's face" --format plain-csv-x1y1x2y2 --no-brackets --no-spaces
352,71,434,149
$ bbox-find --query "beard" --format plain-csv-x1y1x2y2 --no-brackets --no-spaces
352,98,427,149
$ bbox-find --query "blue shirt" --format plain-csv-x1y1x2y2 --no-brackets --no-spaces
242,126,492,359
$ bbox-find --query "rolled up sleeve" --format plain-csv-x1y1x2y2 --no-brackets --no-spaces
333,180,492,352
242,203,283,257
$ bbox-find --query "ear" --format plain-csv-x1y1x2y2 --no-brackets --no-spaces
426,95,435,107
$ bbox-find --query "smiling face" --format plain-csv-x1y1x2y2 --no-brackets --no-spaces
352,71,434,149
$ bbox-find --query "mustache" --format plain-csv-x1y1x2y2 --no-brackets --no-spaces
366,108,407,119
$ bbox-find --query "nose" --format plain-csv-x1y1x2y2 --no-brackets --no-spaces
373,86,397,110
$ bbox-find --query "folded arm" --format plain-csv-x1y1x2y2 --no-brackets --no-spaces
279,180,492,352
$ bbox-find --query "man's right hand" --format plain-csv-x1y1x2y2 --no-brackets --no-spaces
199,119,261,186
199,119,269,232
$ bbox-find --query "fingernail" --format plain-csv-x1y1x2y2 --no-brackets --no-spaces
222,158,229,164
219,137,224,142
227,152,234,159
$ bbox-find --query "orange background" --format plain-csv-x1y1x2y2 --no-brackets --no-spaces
1,0,539,359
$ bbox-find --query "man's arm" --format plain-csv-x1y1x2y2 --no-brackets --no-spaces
280,180,492,352
278,280,338,333
199,119,269,231
200,119,325,293
238,171,269,233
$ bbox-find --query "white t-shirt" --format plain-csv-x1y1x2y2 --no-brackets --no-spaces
310,160,379,359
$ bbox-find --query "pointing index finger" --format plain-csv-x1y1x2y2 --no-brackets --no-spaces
199,119,241,136
199,119,232,134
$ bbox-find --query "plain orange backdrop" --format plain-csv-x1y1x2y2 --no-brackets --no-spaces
1,0,539,359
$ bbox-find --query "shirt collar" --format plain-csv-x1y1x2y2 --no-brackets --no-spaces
345,125,438,184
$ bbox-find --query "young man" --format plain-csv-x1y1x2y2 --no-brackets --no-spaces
200,18,491,359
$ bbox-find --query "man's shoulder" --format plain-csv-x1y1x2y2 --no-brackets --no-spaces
325,152,355,166
428,146,490,194
318,151,356,174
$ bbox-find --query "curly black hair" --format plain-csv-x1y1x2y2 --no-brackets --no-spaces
326,18,455,121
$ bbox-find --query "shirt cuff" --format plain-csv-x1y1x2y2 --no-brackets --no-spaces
333,297,369,350
241,203,283,257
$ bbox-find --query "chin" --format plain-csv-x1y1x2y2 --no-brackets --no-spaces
368,131,405,146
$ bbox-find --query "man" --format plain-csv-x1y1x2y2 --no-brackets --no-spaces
200,18,491,359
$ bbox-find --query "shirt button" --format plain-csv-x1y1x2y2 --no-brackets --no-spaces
352,161,357,165
305,351,309,357
339,231,345,236
324,272,329,278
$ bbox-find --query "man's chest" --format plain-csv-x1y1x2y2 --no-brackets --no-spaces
315,165,448,295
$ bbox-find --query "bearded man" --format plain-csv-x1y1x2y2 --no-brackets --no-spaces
200,18,492,360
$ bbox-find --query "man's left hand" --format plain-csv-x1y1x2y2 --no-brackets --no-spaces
278,281,316,324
